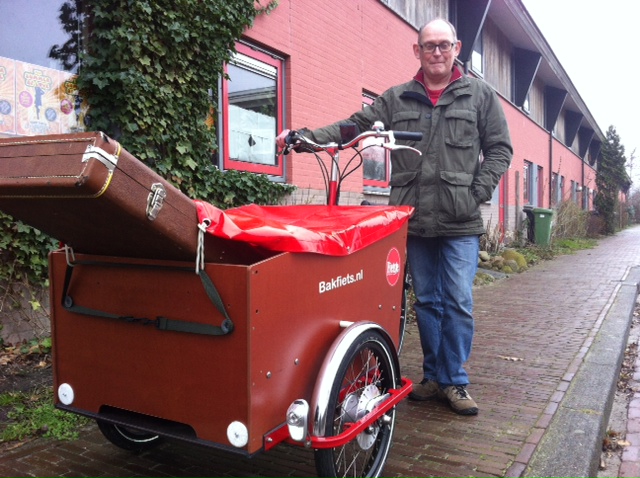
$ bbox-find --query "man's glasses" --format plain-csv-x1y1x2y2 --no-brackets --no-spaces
419,41,456,53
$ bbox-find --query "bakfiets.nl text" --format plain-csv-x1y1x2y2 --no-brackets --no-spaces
319,270,364,294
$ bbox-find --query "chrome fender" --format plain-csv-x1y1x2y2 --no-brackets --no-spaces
310,321,400,438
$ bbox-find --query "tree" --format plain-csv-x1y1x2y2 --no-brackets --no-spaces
627,147,636,191
48,0,85,72
629,189,640,224
594,126,631,234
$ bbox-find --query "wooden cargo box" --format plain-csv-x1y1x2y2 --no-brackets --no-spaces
49,225,407,454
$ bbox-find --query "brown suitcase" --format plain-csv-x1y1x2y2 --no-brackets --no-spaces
0,132,259,262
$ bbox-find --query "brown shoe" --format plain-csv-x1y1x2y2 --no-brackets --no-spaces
408,379,440,401
441,385,479,415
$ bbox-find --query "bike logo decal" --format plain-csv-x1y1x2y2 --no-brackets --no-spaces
386,248,401,286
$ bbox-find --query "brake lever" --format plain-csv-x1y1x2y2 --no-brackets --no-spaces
383,143,422,155
280,144,294,156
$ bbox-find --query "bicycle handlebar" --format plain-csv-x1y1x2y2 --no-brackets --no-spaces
280,124,423,205
283,128,423,154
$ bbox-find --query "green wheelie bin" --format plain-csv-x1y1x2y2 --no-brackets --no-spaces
523,206,553,246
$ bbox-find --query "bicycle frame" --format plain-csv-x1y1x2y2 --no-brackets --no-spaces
326,143,342,206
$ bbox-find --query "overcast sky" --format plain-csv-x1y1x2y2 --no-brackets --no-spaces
521,0,640,189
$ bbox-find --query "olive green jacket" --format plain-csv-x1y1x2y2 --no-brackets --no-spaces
305,72,513,237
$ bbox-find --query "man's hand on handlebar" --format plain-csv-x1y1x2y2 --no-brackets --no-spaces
275,129,291,150
276,129,307,155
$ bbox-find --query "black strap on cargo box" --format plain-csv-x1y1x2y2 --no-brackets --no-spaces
60,258,234,336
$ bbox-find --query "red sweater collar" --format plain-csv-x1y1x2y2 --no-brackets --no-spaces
414,66,463,105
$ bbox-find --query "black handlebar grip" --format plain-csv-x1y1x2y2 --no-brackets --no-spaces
393,131,423,141
285,130,299,145
282,130,300,155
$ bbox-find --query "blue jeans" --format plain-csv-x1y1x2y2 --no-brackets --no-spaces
407,235,479,387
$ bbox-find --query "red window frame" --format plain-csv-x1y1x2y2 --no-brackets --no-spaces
221,43,284,176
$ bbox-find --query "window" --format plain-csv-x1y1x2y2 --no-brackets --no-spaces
0,2,81,72
570,180,577,204
0,2,86,136
220,43,283,176
523,161,532,205
522,93,530,114
471,32,483,75
537,166,543,206
583,187,589,209
582,187,591,211
362,93,390,190
550,172,558,206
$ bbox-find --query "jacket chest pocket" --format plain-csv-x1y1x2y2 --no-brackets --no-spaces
444,109,477,149
391,111,422,138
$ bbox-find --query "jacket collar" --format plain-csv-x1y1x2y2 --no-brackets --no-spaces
413,65,464,92
402,66,470,105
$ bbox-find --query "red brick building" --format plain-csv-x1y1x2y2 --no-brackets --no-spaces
227,0,601,238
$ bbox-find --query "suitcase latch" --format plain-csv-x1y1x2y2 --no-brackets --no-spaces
146,183,166,221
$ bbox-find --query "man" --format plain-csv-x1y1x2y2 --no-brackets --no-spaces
277,18,512,415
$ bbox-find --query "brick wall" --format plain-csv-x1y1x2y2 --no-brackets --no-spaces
501,98,594,213
245,1,598,218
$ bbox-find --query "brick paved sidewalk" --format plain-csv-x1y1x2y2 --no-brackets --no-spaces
395,226,640,477
1,226,640,477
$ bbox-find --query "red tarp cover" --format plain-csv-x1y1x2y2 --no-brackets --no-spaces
194,201,414,256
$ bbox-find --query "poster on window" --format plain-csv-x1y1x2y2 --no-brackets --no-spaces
0,58,86,137
58,72,87,133
15,61,61,136
228,104,276,165
0,56,16,135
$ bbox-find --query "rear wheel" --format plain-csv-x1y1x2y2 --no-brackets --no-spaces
314,330,398,477
97,420,163,452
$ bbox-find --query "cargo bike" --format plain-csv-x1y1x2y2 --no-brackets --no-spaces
0,124,422,477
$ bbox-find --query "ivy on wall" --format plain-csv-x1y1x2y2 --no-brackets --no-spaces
78,0,290,204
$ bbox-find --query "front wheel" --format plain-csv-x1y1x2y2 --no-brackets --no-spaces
314,330,398,477
97,420,163,452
